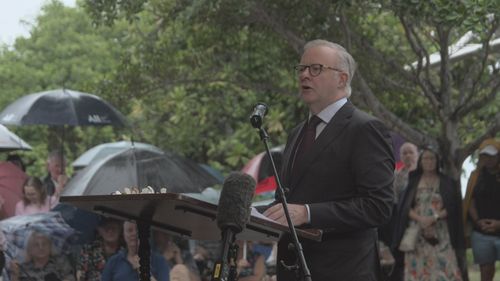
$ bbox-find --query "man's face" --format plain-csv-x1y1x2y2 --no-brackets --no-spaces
298,46,347,112
480,154,498,169
400,144,418,168
47,157,64,179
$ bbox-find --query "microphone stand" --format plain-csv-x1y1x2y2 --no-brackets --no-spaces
255,126,312,281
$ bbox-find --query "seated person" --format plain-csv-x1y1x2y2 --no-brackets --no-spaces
153,231,200,281
8,231,75,281
101,221,170,281
77,217,123,281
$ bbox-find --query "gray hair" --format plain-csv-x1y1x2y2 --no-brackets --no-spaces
303,39,356,97
47,149,66,163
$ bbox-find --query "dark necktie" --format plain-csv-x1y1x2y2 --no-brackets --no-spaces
294,115,322,163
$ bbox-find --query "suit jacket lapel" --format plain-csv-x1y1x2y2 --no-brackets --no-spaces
282,121,306,189
289,102,355,192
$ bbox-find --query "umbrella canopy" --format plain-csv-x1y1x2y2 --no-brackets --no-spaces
0,89,128,127
241,146,284,195
0,124,32,152
72,141,163,169
52,203,101,245
62,146,222,195
0,161,27,218
0,212,76,263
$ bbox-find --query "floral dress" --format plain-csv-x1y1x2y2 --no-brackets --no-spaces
404,182,463,281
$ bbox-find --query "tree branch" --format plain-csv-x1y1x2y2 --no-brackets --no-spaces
458,112,500,162
399,16,441,111
250,1,305,53
455,77,500,118
355,71,436,147
458,20,500,110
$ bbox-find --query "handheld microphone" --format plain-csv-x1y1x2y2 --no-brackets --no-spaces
212,172,256,281
250,103,268,128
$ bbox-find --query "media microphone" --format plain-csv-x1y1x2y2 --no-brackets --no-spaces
250,103,268,128
212,172,256,281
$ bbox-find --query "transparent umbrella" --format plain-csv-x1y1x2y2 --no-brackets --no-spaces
0,212,76,264
62,146,222,195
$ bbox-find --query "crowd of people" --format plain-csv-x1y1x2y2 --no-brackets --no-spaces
0,150,278,281
0,38,499,281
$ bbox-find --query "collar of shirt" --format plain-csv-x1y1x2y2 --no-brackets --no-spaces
308,97,347,138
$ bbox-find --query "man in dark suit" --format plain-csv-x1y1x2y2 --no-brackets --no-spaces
264,39,395,281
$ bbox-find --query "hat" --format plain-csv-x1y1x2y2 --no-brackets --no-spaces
479,144,498,156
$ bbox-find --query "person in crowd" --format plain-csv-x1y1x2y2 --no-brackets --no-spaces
395,147,466,280
193,241,220,281
101,221,170,281
153,231,200,281
463,139,497,242
467,140,500,281
43,150,68,196
235,241,267,281
14,176,60,216
8,231,75,281
393,142,419,200
0,230,5,275
6,154,26,172
384,142,419,281
76,217,123,281
0,194,5,220
262,39,395,280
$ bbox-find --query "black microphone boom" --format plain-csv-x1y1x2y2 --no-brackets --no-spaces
250,103,268,128
212,172,256,281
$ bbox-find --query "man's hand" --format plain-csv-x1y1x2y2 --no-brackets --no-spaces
263,204,308,226
479,219,500,234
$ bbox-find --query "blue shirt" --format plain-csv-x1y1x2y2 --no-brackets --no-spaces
101,249,170,281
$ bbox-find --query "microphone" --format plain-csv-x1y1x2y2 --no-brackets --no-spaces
250,103,268,128
212,172,256,281
216,172,256,232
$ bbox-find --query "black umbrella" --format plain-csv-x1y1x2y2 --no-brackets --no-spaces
61,146,222,195
0,89,128,172
0,89,127,126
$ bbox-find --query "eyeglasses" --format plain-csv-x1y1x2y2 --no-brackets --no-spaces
294,64,344,77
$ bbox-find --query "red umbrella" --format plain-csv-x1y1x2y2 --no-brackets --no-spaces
241,146,284,195
0,162,27,218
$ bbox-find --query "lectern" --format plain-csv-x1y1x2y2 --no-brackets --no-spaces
61,193,321,280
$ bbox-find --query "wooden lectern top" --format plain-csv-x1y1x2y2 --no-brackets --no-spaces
61,193,322,242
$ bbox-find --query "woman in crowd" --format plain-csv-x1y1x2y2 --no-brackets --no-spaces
9,231,75,281
76,217,123,281
395,147,466,280
14,176,60,216
101,221,170,281
468,140,500,281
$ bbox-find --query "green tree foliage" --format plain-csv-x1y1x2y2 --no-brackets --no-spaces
0,1,133,176
82,0,500,179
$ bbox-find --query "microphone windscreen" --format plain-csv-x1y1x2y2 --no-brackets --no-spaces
216,172,256,233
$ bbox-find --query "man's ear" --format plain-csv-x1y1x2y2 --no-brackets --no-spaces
338,72,348,88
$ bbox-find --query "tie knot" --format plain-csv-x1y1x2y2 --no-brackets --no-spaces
308,115,322,128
